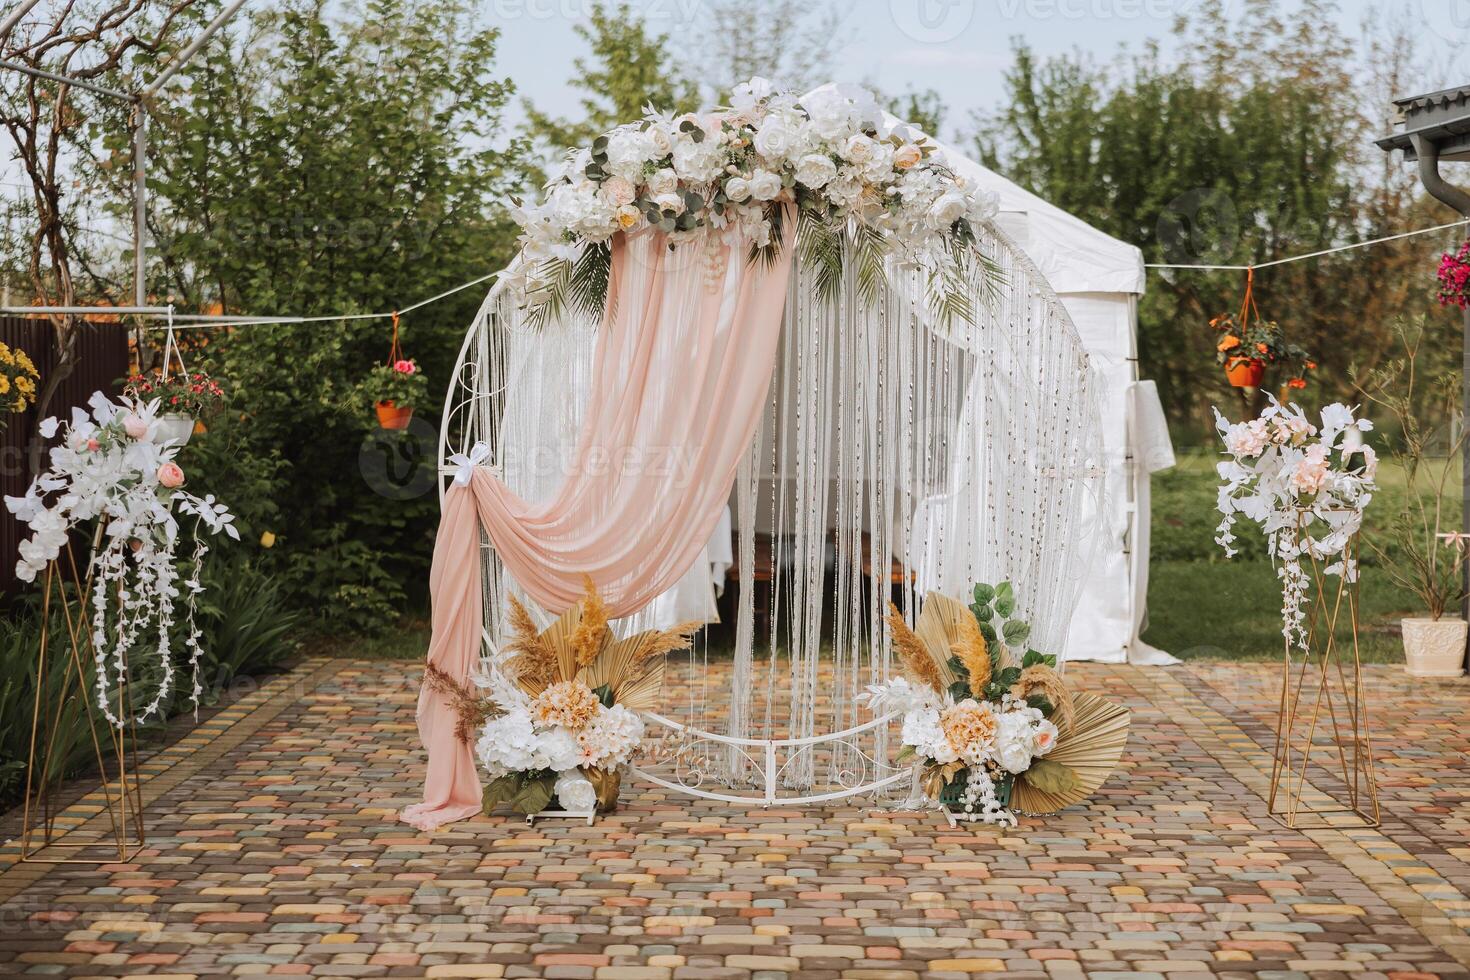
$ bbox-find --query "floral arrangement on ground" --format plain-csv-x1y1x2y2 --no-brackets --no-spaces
508,78,1000,326
427,578,697,815
4,393,239,726
1215,398,1376,649
862,583,1131,825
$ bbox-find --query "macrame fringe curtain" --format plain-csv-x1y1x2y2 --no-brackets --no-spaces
442,220,1106,798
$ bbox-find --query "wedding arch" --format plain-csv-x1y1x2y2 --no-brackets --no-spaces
410,81,1109,828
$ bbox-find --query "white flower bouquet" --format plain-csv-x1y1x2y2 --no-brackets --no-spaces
5,392,238,725
458,580,696,816
508,78,1000,325
862,583,1086,826
1214,398,1377,648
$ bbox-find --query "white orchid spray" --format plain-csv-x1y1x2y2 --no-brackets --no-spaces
5,392,239,726
1214,397,1377,649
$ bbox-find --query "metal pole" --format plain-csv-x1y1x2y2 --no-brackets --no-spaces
140,0,250,99
1411,133,1470,666
132,105,147,308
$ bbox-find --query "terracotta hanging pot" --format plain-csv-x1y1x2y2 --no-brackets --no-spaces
375,400,414,430
1224,357,1266,388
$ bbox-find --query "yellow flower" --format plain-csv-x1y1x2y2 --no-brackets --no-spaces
16,377,34,396
0,376,11,396
259,531,276,549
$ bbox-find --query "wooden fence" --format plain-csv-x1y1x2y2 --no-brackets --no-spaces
0,316,130,595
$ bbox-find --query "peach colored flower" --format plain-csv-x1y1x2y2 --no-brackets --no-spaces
531,680,600,732
157,462,185,488
940,699,997,757
894,143,923,170
122,414,149,440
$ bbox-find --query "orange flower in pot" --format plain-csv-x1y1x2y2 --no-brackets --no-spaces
364,359,428,431
1210,313,1309,391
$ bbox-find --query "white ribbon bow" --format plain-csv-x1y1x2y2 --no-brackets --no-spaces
449,441,491,487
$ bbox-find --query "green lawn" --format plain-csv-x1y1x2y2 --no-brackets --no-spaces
345,452,1455,665
1141,450,1460,662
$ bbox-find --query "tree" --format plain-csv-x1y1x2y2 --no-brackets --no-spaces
972,0,1454,439
884,87,946,138
522,2,698,180
693,0,853,98
112,0,526,630
0,0,206,469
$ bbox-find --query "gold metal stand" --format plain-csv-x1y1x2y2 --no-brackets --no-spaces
1267,526,1380,828
20,546,145,863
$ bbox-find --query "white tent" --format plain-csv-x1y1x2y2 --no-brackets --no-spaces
930,137,1177,665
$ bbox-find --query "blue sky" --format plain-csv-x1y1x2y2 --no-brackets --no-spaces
490,0,1457,142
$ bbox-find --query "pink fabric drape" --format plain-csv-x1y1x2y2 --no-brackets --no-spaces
401,215,796,831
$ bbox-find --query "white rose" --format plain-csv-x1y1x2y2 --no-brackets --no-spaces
843,133,876,164
653,191,684,215
994,713,1035,774
601,176,636,206
748,169,782,201
753,113,800,162
894,143,923,170
554,771,598,812
731,75,774,112
646,124,672,157
723,176,752,202
794,153,837,189
927,189,968,229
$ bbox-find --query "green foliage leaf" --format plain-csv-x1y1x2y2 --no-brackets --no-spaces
1026,694,1054,716
591,683,615,708
1002,619,1031,647
482,774,521,813
977,620,997,644
972,583,996,604
510,776,555,815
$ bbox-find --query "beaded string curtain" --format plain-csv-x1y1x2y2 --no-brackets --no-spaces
442,220,1106,794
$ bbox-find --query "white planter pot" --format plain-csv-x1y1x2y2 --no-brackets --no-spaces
1401,617,1468,678
156,413,195,448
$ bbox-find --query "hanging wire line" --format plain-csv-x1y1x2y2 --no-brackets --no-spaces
4,217,1464,330
1145,217,1470,271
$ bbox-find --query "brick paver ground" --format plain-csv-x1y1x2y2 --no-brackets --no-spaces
0,658,1467,979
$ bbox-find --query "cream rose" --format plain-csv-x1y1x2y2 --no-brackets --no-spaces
723,176,752,202
753,113,799,162
646,168,678,196
843,133,876,164
615,204,642,230
894,143,923,170
601,176,636,207
653,192,684,215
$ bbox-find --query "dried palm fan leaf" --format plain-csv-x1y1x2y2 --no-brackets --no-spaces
950,613,990,696
538,603,584,685
912,591,970,683
570,576,611,667
1011,691,1130,815
423,663,497,744
886,601,946,694
504,593,559,696
1012,664,1075,734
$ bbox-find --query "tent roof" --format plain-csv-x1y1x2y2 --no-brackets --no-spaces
798,81,1146,296
895,117,1146,296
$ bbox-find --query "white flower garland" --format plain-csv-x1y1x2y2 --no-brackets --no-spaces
1214,398,1376,650
507,78,999,317
5,392,238,725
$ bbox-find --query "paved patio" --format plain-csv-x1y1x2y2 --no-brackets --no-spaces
0,659,1467,979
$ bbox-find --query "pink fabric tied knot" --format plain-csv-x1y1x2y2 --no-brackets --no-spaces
400,212,798,832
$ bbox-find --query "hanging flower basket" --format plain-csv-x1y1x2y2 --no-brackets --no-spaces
1223,356,1266,388
124,370,225,448
375,400,414,430
363,359,427,431
1437,241,1470,308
